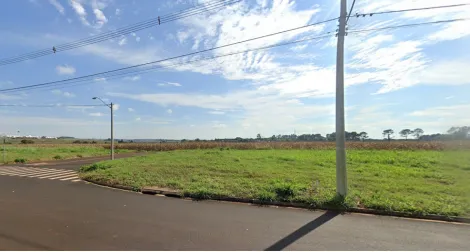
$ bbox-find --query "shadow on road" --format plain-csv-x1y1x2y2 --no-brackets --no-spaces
0,232,55,250
265,211,339,251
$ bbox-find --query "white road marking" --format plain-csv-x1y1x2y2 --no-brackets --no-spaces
0,166,81,183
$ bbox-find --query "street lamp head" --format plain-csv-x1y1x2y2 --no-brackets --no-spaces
92,97,98,100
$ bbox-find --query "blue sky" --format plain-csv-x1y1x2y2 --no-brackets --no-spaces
0,0,469,139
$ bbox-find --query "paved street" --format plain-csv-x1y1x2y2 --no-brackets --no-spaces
11,152,145,171
1,174,469,250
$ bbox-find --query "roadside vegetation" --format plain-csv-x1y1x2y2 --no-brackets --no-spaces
80,148,470,217
1,145,130,164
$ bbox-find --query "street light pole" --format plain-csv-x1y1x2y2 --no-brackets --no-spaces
93,97,114,160
110,102,114,160
335,0,348,196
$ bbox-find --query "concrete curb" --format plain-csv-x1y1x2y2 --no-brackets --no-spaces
83,179,470,224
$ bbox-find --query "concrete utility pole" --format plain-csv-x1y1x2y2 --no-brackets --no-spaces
110,102,114,160
93,97,114,160
335,0,348,196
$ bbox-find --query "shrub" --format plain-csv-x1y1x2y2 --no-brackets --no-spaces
53,155,62,160
14,158,27,163
20,139,35,144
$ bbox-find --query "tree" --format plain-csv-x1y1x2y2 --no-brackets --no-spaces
326,132,336,141
256,133,262,140
271,135,276,141
359,132,368,141
382,129,394,142
447,126,469,139
399,129,412,140
412,128,424,140
350,131,359,141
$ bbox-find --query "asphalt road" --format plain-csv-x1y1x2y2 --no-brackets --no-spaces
1,175,469,250
12,152,146,171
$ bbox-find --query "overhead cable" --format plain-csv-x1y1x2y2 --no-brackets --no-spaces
0,0,240,66
0,17,339,93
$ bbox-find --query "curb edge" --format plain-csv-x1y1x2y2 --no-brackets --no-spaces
82,178,470,224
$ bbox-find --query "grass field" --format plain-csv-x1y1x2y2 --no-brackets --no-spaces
111,140,470,151
1,145,130,164
80,148,470,217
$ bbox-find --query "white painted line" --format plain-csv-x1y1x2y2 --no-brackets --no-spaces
58,175,80,181
36,172,78,179
1,168,75,178
71,179,82,182
1,166,76,175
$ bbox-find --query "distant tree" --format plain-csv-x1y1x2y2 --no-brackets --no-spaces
195,138,200,142
350,131,359,141
447,126,469,139
359,132,368,142
399,129,412,140
412,128,424,140
326,132,336,141
271,135,276,141
20,139,34,144
256,133,262,140
382,129,394,142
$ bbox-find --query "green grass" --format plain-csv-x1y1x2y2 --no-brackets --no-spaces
1,145,130,164
79,149,470,216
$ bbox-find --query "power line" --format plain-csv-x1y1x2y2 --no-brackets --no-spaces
7,33,335,94
0,0,241,67
346,0,357,24
0,104,106,107
0,17,339,93
348,18,469,34
353,3,470,17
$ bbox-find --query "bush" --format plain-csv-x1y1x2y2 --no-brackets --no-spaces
20,139,35,144
53,155,62,160
14,158,27,163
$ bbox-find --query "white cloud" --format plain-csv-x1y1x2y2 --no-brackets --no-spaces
49,0,65,15
124,75,140,81
135,117,141,121
290,44,308,52
409,104,470,118
128,108,135,112
56,65,76,75
63,92,75,98
115,8,121,16
69,0,90,26
93,8,108,28
212,123,227,129
167,109,173,114
118,37,127,46
136,37,141,42
51,89,76,98
208,111,225,115
157,82,182,87
445,96,455,100
89,112,104,117
112,104,120,111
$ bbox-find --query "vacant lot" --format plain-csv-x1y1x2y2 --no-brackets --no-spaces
1,145,130,164
80,149,470,217
111,140,470,151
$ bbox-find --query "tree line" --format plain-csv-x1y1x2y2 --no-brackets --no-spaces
210,126,469,143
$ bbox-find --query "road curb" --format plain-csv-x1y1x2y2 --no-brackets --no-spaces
83,179,470,224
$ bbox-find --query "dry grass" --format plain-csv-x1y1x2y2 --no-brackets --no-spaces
108,141,470,152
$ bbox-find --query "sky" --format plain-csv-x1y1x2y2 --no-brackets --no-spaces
0,0,469,140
